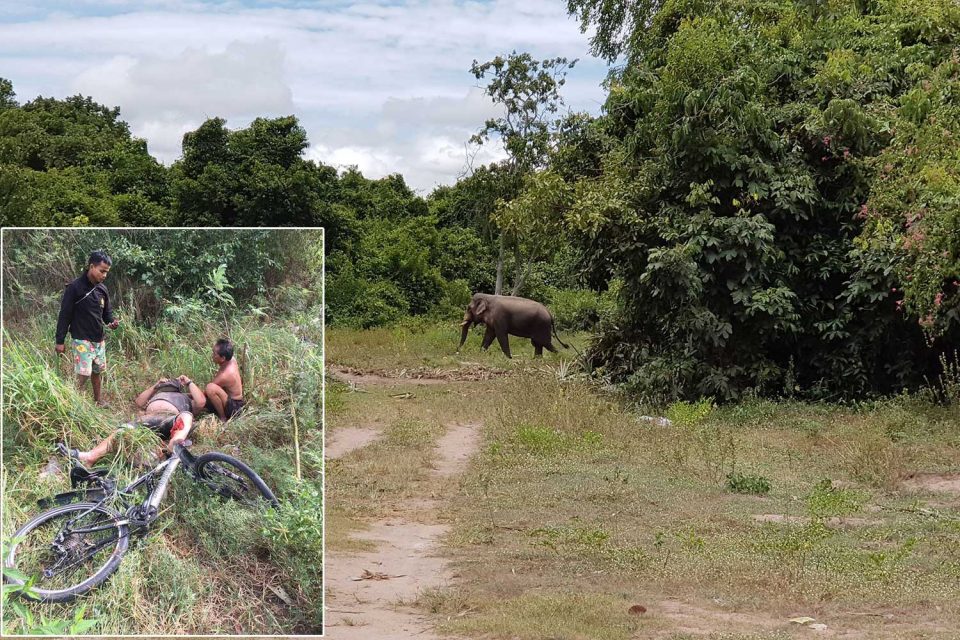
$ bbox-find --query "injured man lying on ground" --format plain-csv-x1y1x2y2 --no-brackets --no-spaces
61,377,207,466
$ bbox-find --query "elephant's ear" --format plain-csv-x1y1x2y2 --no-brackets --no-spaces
475,298,488,318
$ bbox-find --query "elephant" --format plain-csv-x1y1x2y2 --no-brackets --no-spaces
457,293,569,359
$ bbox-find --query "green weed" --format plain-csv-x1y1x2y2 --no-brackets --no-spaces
262,484,323,626
726,472,772,495
440,592,643,640
806,479,865,518
512,424,567,453
666,398,715,426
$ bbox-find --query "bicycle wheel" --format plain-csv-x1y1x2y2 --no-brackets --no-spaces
4,502,129,603
194,452,279,508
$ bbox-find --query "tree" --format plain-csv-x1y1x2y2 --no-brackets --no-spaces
494,170,573,295
171,116,335,228
566,0,666,63
0,77,16,111
470,51,577,295
0,84,170,226
857,39,960,334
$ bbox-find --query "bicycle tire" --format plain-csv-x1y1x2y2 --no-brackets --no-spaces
4,502,129,603
194,452,279,508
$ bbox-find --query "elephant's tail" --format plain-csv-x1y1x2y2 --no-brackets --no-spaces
551,318,570,349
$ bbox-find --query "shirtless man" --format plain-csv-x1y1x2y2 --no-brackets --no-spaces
204,338,244,422
67,375,207,466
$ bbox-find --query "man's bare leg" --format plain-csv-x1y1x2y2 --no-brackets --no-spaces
76,431,118,465
166,412,194,454
77,374,90,395
204,383,228,420
91,372,104,405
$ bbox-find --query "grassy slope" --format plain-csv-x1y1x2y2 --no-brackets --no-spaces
2,314,323,635
327,322,960,639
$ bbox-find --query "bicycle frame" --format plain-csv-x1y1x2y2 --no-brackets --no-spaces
64,445,192,537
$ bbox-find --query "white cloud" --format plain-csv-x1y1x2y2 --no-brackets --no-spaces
0,0,608,191
306,144,403,178
71,41,293,120
305,88,510,193
68,40,294,161
381,88,501,130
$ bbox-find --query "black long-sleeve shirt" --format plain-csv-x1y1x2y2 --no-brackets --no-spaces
55,274,114,345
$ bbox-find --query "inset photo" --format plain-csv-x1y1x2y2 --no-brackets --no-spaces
1,228,324,635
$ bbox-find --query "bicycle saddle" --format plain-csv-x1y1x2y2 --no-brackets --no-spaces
55,443,111,488
69,466,113,489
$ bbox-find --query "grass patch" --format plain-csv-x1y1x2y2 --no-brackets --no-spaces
806,479,865,518
326,416,444,520
439,591,644,640
327,323,591,370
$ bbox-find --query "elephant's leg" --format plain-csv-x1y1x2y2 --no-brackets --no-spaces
496,329,512,359
543,341,558,353
533,341,544,358
480,327,496,351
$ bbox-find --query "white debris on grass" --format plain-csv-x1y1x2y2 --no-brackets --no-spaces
636,415,673,426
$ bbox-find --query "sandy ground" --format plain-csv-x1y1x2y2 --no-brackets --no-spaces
325,367,481,639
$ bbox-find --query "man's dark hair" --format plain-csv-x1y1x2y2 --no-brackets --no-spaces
88,250,112,267
214,338,234,361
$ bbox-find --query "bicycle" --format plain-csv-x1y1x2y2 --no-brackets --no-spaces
3,436,279,603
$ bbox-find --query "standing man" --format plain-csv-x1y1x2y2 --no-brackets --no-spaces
55,250,120,406
204,338,245,421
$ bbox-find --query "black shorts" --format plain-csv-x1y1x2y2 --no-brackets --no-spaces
224,397,245,420
134,412,192,441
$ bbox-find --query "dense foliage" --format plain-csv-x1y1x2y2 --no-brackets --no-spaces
0,86,170,227
2,229,323,325
555,0,960,401
0,85,493,326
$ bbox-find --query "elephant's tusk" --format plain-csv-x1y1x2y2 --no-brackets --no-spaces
460,321,469,327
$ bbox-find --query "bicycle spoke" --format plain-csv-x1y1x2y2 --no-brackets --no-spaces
203,464,260,505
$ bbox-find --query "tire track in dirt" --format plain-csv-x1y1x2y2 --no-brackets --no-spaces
325,367,482,638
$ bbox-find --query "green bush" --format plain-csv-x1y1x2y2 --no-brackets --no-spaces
326,269,408,328
575,0,960,401
543,282,620,330
665,398,714,428
725,472,771,495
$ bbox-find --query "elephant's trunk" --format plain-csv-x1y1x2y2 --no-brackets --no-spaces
457,318,472,352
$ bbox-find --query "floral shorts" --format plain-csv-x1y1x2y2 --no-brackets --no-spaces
72,339,106,376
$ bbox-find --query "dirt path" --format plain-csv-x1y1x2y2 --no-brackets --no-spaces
327,364,507,387
326,426,381,459
325,417,483,638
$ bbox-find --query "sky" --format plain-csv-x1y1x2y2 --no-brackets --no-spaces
0,0,610,193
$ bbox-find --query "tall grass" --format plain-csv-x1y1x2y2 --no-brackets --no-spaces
2,331,143,467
